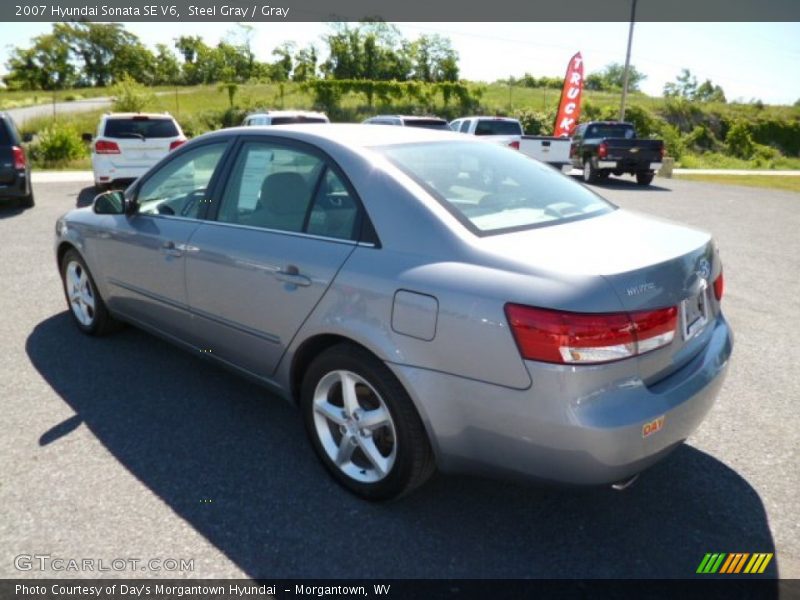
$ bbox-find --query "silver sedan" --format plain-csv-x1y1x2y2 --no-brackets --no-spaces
55,125,733,500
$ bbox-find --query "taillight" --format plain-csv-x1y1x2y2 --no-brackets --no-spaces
94,140,120,154
169,139,186,151
713,272,724,301
598,141,608,159
11,146,26,169
504,304,677,365
508,140,520,150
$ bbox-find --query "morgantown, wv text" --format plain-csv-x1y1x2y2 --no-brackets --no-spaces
16,583,392,598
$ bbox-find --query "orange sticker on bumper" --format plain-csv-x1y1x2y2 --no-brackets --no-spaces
642,415,665,438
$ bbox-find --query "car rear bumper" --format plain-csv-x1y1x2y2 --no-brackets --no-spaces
387,315,732,485
91,156,151,185
0,169,31,199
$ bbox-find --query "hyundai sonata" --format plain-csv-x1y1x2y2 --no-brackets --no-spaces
55,124,732,500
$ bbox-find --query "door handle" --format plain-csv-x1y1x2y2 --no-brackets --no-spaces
274,265,311,287
160,240,183,257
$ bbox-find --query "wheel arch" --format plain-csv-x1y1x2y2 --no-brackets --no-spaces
289,333,375,405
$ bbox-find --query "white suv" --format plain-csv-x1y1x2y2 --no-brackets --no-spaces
241,111,329,126
88,113,186,190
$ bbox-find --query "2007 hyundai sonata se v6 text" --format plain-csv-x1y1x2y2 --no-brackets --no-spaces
55,124,732,500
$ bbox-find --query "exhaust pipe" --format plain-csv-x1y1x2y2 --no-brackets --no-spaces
611,473,639,491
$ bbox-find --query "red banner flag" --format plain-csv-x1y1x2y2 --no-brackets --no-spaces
553,52,584,137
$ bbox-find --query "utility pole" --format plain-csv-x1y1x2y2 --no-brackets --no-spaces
619,0,638,121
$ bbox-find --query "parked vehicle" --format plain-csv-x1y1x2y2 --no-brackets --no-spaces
450,116,523,145
85,113,186,190
55,124,731,500
571,121,664,186
242,111,329,126
0,112,34,208
518,136,572,172
363,115,450,130
450,116,572,171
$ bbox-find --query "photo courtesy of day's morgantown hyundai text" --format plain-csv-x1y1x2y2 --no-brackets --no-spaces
54,124,732,500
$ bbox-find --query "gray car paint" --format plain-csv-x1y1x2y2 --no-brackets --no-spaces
55,124,732,485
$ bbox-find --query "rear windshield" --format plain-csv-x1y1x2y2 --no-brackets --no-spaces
403,119,450,130
377,141,613,235
585,124,635,139
270,116,328,125
103,117,179,139
0,118,15,145
474,120,523,136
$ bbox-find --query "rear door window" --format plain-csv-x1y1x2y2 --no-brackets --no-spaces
0,119,13,145
104,118,179,139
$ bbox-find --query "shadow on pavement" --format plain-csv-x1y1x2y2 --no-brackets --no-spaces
570,174,672,192
76,186,99,208
26,313,777,582
0,202,27,218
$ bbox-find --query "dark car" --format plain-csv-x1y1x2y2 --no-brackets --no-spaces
570,121,664,186
0,113,33,208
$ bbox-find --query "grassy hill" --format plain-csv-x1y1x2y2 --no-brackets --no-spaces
7,81,800,170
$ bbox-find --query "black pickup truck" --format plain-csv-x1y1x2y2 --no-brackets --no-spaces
570,121,664,186
0,112,34,208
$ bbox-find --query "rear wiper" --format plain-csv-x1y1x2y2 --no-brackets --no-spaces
116,133,145,141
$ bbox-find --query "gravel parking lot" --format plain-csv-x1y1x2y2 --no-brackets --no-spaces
0,174,797,580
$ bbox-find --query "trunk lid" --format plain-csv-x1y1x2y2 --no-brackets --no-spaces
479,209,718,381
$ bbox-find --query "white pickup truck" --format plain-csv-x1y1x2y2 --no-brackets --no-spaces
449,116,572,172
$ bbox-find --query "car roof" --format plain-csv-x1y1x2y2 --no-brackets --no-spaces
213,123,466,147
369,115,447,122
103,112,176,119
246,110,328,118
461,116,520,122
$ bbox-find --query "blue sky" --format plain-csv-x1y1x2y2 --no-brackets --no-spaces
1,22,799,104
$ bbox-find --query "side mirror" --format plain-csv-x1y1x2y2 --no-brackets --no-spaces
82,133,93,143
22,133,33,143
93,190,129,215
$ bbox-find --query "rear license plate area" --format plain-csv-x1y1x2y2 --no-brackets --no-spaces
681,286,709,339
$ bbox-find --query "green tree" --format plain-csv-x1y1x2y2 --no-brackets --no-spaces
63,23,143,87
410,34,459,82
694,79,726,103
293,45,318,82
153,44,181,85
585,63,646,91
664,68,698,99
3,31,76,90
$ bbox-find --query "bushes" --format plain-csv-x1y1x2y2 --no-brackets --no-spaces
111,74,155,112
725,120,755,159
512,108,556,135
27,122,87,167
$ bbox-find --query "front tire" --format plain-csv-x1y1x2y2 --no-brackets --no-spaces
60,249,121,336
301,343,435,501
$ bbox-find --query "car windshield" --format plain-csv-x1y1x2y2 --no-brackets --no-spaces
377,141,614,235
474,120,523,136
270,116,328,125
104,117,179,139
585,124,635,139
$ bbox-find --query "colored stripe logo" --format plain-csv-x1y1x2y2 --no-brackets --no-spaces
696,553,773,574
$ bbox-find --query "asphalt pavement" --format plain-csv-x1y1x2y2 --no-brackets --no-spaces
0,174,797,580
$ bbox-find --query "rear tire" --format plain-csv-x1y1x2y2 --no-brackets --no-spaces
301,343,435,501
60,249,122,336
636,171,655,186
582,158,599,184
